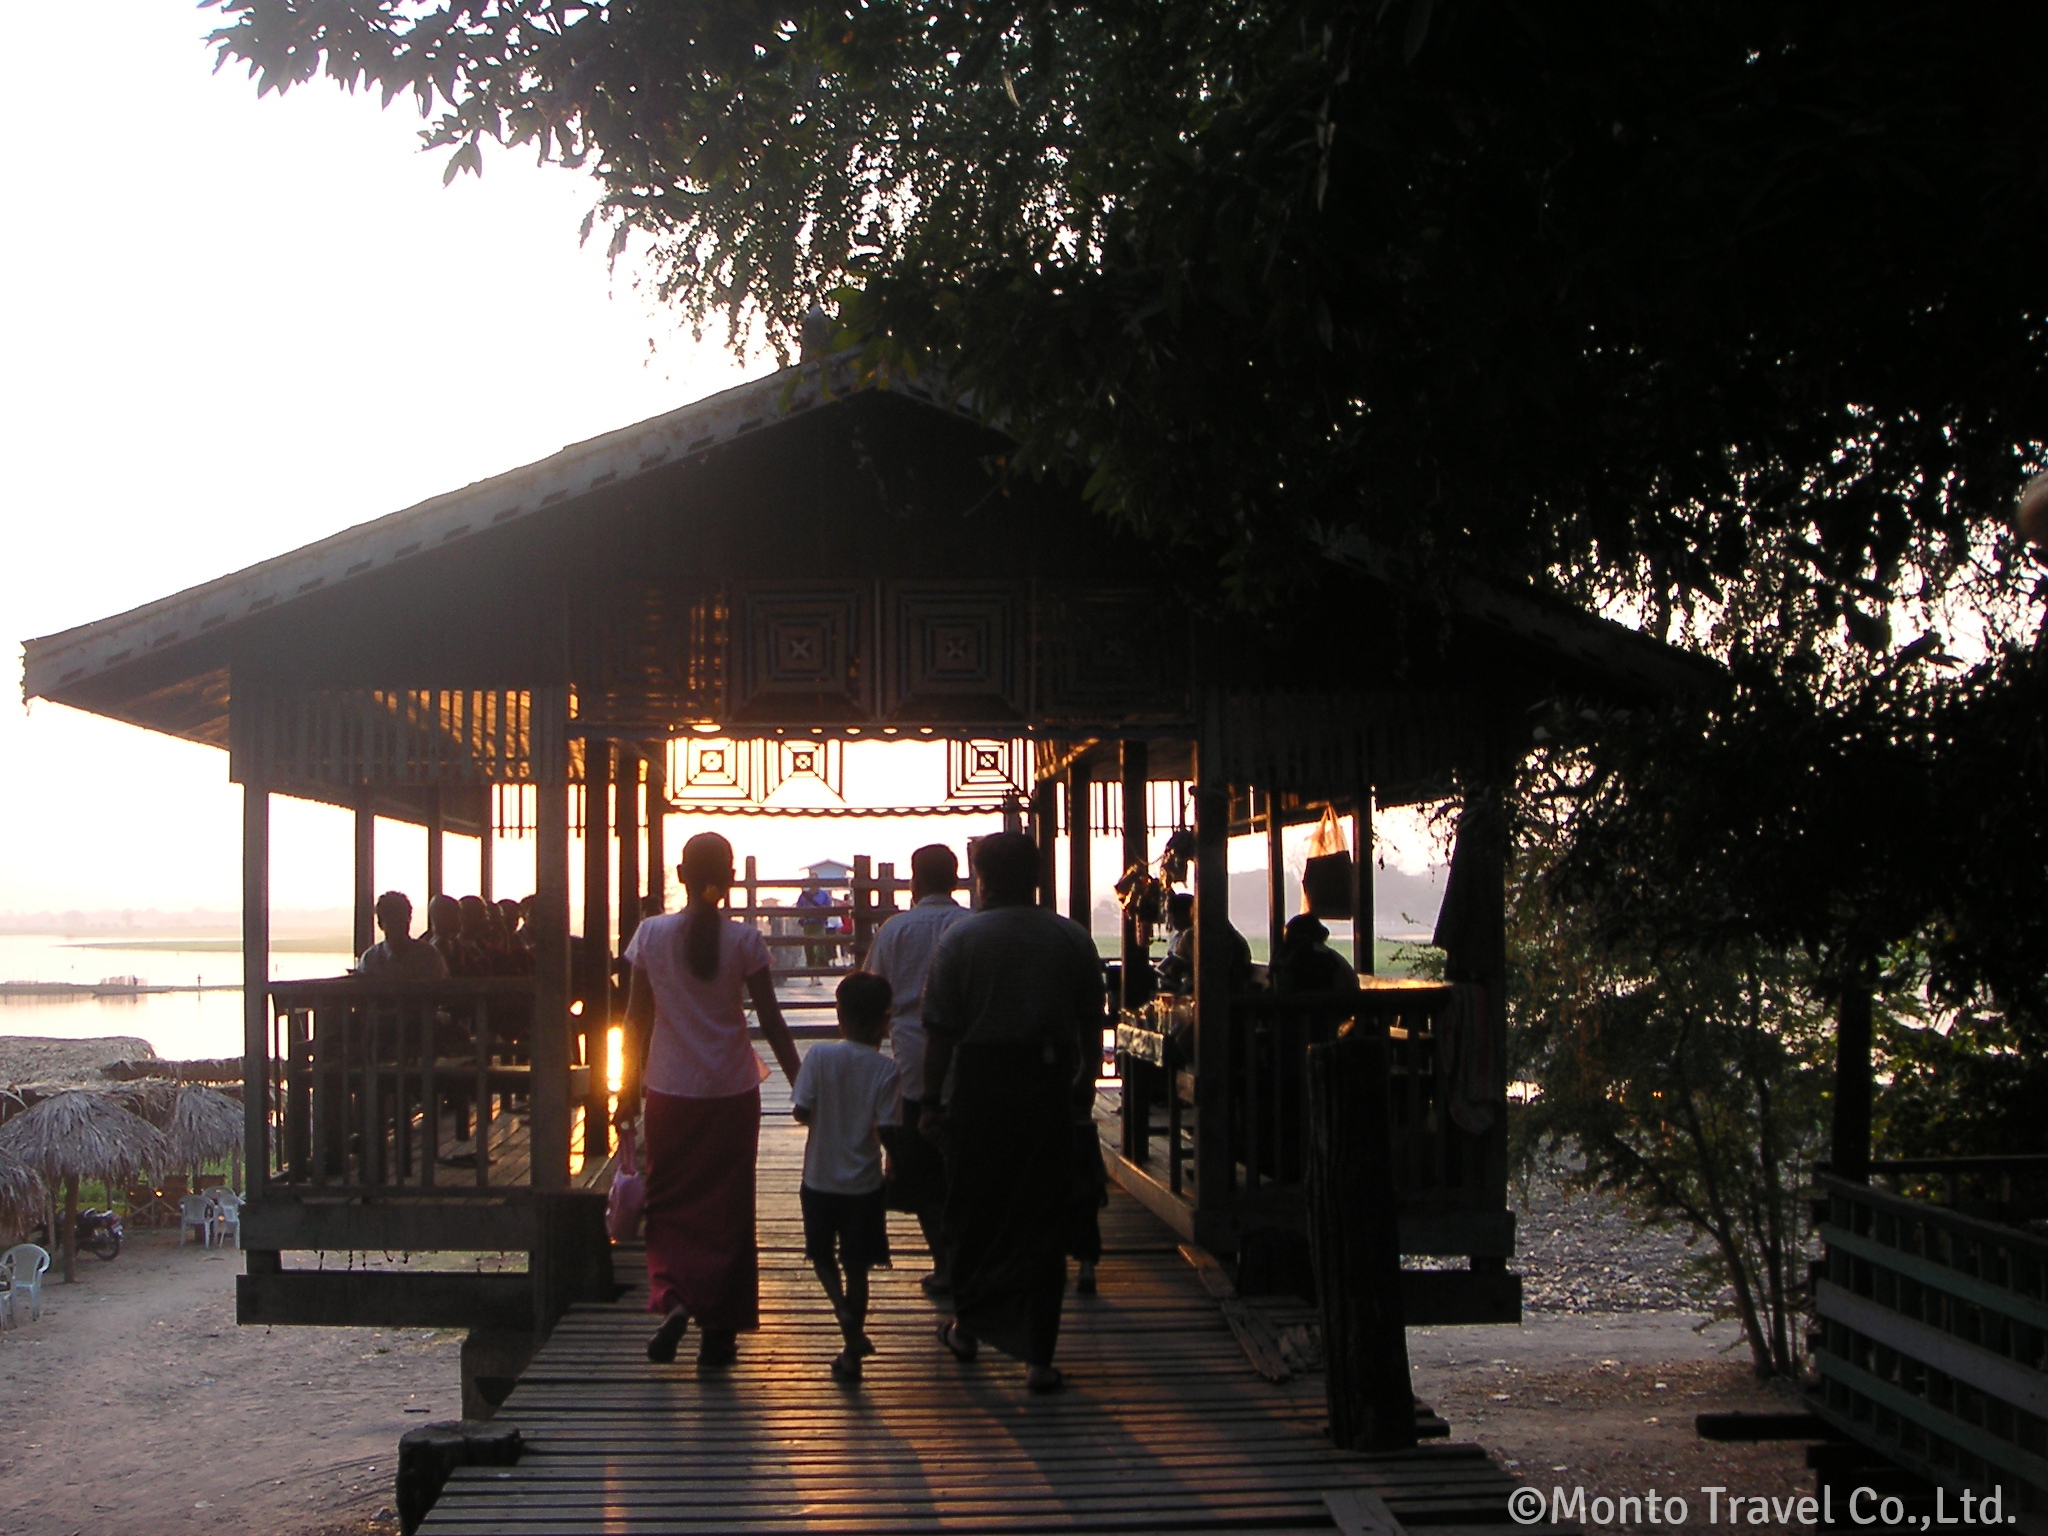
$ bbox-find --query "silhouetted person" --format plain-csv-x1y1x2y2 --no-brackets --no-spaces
922,832,1104,1392
357,892,448,980
1156,891,1253,995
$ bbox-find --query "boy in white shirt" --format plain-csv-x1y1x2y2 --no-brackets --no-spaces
792,972,902,1381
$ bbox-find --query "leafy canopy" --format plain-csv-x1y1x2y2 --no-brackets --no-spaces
208,1,2048,606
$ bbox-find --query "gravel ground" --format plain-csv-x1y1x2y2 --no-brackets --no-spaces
1512,1157,1725,1315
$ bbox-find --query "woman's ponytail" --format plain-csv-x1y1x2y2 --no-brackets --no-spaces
677,831,735,982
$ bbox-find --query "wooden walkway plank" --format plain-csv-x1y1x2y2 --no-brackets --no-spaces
421,1097,1530,1535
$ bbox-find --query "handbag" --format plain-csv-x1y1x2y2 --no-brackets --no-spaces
1301,806,1355,919
606,1124,646,1242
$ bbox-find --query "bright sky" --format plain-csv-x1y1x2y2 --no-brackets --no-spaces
0,2,1439,920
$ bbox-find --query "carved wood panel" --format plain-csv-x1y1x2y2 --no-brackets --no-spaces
884,583,1024,721
730,585,871,722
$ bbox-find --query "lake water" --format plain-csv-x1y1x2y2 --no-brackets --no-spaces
0,934,356,1062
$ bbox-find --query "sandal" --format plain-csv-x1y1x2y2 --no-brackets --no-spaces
1026,1365,1067,1394
936,1319,978,1362
646,1310,688,1365
830,1350,863,1382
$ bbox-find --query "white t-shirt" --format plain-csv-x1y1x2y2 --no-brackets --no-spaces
791,1038,902,1195
860,894,970,1102
624,910,773,1100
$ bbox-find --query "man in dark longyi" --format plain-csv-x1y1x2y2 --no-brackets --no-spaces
921,832,1105,1392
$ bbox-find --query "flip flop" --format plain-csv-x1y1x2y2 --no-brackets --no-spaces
936,1319,978,1362
830,1351,863,1382
1026,1366,1067,1394
646,1310,688,1365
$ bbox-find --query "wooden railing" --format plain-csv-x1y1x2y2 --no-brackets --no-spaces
265,976,581,1194
1116,979,1505,1234
1811,1174,2048,1523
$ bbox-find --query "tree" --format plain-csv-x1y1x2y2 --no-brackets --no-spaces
207,1,2048,609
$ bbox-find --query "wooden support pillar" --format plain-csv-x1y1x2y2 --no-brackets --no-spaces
426,790,445,900
1306,1028,1416,1451
1833,981,1874,1181
242,778,270,1197
617,749,642,952
1067,762,1092,929
1265,789,1287,959
580,740,612,1164
645,749,667,916
1434,765,1510,1211
1119,740,1149,1013
352,797,376,960
478,789,496,904
1192,707,1234,1208
1352,803,1373,975
1032,778,1058,909
530,689,571,1192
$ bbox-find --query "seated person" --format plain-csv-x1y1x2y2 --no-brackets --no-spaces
458,895,503,975
424,893,466,973
357,891,449,980
1154,892,1254,995
1272,912,1359,995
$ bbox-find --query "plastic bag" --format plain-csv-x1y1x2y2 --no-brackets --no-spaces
1301,806,1355,919
606,1124,645,1242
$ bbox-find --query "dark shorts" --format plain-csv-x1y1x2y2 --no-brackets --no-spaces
800,1184,892,1272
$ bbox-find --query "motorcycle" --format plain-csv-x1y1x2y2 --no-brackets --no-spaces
30,1207,123,1261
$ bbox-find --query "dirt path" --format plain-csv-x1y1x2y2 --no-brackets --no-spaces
0,1230,459,1536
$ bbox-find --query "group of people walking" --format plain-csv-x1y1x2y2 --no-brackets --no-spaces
619,830,1106,1389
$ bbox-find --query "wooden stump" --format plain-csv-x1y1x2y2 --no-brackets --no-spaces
1305,1028,1416,1451
396,1419,522,1535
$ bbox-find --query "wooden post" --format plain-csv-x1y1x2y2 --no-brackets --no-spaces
1306,1028,1416,1451
1192,709,1234,1208
1032,778,1059,909
1833,981,1874,1181
426,789,445,900
1119,740,1149,1013
353,797,376,960
531,689,571,1192
852,854,876,964
1352,804,1373,975
478,789,496,904
617,749,642,952
1067,762,1092,929
1265,789,1287,959
580,740,612,1163
646,748,668,915
62,1173,78,1284
242,778,270,1196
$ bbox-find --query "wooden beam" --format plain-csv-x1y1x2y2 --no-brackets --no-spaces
1032,779,1058,909
1119,740,1149,1013
478,792,496,904
1192,700,1233,1210
617,749,642,952
531,687,571,1192
1265,790,1286,959
427,789,445,900
580,739,612,1164
1834,983,1874,1181
645,748,667,915
236,1270,535,1331
1352,804,1373,975
353,796,376,959
242,779,270,1196
1067,762,1092,929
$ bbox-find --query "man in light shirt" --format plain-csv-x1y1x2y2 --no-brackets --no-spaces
863,843,969,1293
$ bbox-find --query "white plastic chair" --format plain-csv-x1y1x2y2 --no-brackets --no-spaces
206,1189,242,1249
179,1193,211,1246
1,1244,49,1325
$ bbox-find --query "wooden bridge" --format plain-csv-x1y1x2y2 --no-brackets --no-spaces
418,1082,1556,1536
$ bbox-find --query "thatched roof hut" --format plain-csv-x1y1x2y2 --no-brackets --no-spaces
109,1077,180,1130
0,1150,44,1238
166,1086,242,1171
0,1089,171,1186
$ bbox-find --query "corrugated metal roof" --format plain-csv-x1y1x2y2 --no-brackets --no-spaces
21,355,956,703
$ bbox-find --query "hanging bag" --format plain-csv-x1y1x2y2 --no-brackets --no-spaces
1301,806,1355,919
606,1124,646,1242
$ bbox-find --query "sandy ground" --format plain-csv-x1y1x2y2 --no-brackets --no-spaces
0,1229,457,1536
1411,1313,1811,1530
0,1146,1816,1536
